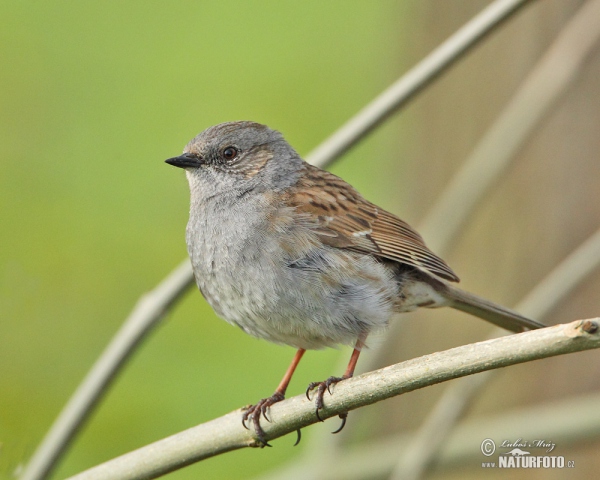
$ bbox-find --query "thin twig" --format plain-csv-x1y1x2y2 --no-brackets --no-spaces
67,319,600,480
305,0,534,166
21,1,536,478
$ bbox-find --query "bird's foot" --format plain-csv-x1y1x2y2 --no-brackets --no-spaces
306,376,349,433
242,392,292,447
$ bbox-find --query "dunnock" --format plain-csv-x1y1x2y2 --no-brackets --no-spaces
166,121,544,445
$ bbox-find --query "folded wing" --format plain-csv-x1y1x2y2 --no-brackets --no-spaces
288,165,459,283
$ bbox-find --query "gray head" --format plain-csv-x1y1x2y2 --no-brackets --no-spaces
166,121,304,200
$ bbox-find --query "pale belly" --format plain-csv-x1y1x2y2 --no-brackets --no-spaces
187,219,400,350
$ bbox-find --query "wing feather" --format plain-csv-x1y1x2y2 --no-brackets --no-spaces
287,165,459,282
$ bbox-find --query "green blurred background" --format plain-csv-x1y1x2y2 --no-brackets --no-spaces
1,1,408,478
4,1,600,479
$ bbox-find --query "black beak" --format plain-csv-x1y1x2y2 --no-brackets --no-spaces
165,152,203,169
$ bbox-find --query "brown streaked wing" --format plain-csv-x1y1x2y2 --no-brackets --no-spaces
288,165,459,282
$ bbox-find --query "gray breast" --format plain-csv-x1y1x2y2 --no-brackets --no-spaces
186,196,399,350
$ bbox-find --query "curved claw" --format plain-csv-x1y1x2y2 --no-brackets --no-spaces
262,407,271,423
242,392,285,447
307,376,348,425
331,413,347,434
293,429,302,447
315,407,324,422
305,382,318,400
326,379,337,395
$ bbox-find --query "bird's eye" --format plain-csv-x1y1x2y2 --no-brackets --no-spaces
222,146,238,161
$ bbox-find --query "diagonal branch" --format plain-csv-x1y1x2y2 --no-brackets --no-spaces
305,0,534,165
67,318,600,480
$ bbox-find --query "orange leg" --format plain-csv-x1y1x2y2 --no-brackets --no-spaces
306,334,367,432
342,335,365,378
275,348,305,395
242,348,305,446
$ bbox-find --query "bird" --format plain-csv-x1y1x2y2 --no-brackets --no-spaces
165,121,544,446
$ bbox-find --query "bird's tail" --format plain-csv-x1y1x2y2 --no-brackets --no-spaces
442,284,545,332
